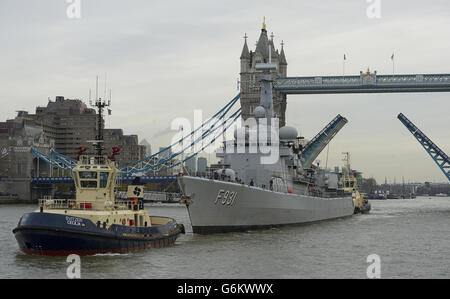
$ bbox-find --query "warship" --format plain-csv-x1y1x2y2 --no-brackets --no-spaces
179,57,355,234
13,99,184,255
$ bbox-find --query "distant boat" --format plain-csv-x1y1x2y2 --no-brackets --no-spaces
435,193,448,197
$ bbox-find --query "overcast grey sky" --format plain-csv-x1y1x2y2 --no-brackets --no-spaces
0,0,449,183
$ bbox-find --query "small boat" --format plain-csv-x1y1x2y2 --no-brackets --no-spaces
341,152,371,214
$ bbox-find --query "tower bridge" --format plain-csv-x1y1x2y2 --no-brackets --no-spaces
239,21,450,126
28,22,450,191
239,20,449,181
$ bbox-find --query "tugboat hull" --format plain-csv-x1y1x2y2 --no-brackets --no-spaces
13,212,184,256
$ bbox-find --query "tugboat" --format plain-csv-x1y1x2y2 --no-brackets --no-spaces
13,98,184,256
341,152,371,214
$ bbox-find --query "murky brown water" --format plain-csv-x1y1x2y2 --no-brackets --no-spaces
1,197,449,278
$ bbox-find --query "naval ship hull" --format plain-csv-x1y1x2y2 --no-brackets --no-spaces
13,212,184,256
180,176,354,234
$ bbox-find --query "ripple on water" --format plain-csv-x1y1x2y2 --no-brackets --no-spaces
1,197,449,278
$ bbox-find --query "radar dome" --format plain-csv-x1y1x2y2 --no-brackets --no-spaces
253,106,266,118
279,126,298,140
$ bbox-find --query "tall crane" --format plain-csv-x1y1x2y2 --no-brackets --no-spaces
398,113,449,181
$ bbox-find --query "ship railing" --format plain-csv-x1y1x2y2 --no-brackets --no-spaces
39,198,80,210
38,198,133,211
113,199,144,210
116,191,181,203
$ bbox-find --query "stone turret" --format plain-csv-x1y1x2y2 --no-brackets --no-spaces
279,41,287,77
240,34,250,73
239,20,287,127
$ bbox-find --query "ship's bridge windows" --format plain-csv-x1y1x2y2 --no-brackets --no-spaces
100,172,109,188
79,171,98,179
80,180,98,188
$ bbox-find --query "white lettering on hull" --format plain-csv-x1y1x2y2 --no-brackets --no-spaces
214,189,237,206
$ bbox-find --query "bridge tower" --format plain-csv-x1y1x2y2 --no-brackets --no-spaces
239,20,288,127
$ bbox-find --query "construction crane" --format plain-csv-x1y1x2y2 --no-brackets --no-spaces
398,113,449,181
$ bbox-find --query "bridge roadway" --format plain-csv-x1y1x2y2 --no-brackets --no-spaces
274,72,450,94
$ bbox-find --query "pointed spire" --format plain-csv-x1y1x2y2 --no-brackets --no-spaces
262,16,266,31
279,40,287,65
255,28,269,58
240,33,250,59
268,35,276,61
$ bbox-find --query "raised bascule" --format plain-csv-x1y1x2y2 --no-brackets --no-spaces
398,113,449,181
299,114,348,169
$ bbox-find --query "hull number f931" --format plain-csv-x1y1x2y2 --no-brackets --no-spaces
214,190,237,206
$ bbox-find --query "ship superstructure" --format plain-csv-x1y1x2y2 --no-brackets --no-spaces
178,25,354,234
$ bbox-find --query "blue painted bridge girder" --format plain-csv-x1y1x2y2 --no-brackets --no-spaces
32,176,178,185
300,114,348,168
398,113,450,181
274,73,450,94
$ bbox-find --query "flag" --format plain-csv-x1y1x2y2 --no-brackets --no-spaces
344,54,346,60
391,52,394,60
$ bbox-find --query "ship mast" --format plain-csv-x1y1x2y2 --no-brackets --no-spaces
94,98,108,156
90,79,111,156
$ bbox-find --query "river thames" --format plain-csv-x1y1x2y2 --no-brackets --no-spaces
0,196,448,279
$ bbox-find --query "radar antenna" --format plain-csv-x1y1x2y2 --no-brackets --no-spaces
91,97,110,156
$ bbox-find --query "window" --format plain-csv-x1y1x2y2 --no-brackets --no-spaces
100,172,109,188
81,181,97,188
79,171,97,179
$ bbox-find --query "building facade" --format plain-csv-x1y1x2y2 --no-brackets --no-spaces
0,96,148,201
0,117,53,201
26,96,146,166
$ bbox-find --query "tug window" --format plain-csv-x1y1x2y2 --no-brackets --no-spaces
80,181,98,188
79,171,97,179
100,172,109,188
